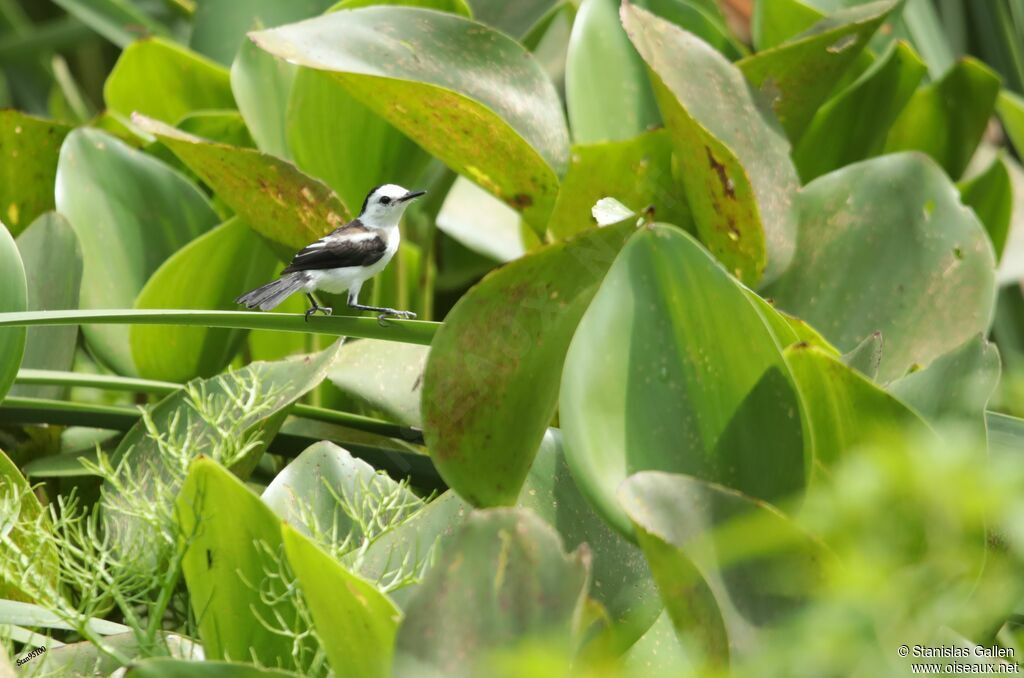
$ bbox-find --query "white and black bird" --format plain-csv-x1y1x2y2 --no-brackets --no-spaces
236,184,425,321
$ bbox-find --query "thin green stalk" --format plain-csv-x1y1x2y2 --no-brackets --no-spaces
0,16,93,61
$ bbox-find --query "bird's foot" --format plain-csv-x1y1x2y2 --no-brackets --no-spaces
318,306,333,316
304,305,332,322
376,308,417,326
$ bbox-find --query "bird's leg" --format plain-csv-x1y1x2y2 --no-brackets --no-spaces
304,293,332,322
346,290,416,323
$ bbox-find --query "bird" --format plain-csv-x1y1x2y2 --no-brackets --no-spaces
235,184,425,322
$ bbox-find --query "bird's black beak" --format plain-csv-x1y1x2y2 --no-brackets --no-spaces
400,190,427,203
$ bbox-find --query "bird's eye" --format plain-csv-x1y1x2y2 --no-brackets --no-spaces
379,196,391,205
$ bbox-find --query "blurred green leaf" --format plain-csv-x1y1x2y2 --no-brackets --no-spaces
27,633,201,675
0,222,26,404
620,610,690,674
105,38,235,125
466,0,557,37
547,129,687,240
176,110,255,148
565,0,659,144
884,57,1002,179
125,659,299,677
393,508,590,675
251,6,569,230
422,220,633,507
561,226,805,536
0,110,70,236
764,153,996,383
959,154,1013,261
334,0,472,15
177,458,311,668
752,0,823,50
736,0,898,143
0,447,57,602
283,523,401,678
435,177,524,261
52,0,167,48
841,331,883,380
131,218,279,382
231,38,295,158
0,598,128,634
998,90,1024,158
327,339,428,426
794,40,926,182
640,0,747,60
190,0,336,66
623,3,799,286
54,127,219,375
132,114,351,252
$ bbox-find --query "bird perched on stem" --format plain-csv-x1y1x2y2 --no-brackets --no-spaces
236,184,425,322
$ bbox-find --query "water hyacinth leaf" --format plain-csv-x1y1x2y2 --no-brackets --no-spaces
9,214,81,401
282,524,401,678
105,38,235,124
999,90,1024,157
621,611,690,675
327,340,429,426
622,3,799,286
0,111,70,236
176,458,310,668
176,111,255,149
752,0,823,50
735,1,898,143
619,471,831,665
51,0,167,48
640,0,747,60
435,178,524,262
794,40,927,182
393,509,590,675
884,57,1002,179
54,128,219,375
0,448,57,602
125,659,299,677
959,154,1013,260
467,0,559,37
763,153,997,383
842,331,883,380
251,6,569,230
131,218,279,383
547,130,688,240
422,220,634,507
232,39,296,158
132,115,350,252
0,225,27,404
565,0,660,144
560,226,805,536
190,0,336,66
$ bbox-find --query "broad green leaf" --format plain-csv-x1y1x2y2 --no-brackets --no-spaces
132,115,351,252
283,524,401,678
126,659,299,678
190,0,336,66
764,153,997,383
435,178,524,261
393,508,590,675
999,90,1024,158
262,440,424,543
251,6,569,229
988,411,1024,463
619,471,830,667
54,128,219,375
884,57,1002,179
0,111,70,235
783,343,925,474
0,448,57,602
794,40,927,182
27,633,200,676
752,0,823,50
328,340,429,426
959,154,1014,260
231,39,295,158
9,214,80,400
547,129,688,240
560,226,805,536
888,335,1000,434
623,3,799,286
131,218,279,382
466,0,558,36
52,0,167,48
422,221,634,507
640,0,747,60
287,67,430,212
565,0,659,143
176,458,311,668
736,1,897,142
620,611,691,675
176,110,255,148
0,224,26,403
841,331,883,380
105,38,235,124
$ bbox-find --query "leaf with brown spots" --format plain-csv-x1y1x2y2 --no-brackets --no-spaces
0,111,70,236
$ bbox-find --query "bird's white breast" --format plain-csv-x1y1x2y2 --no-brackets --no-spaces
303,226,400,295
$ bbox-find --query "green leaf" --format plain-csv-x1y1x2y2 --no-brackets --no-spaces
560,226,805,536
763,153,997,383
54,127,219,375
26,633,200,676
251,6,569,229
131,218,279,382
334,0,472,13
283,524,401,678
422,221,634,507
841,331,883,380
752,0,823,50
998,90,1024,158
393,508,590,674
620,611,690,675
8,214,80,400
52,0,167,48
794,40,927,182
176,458,311,668
0,598,128,635
190,0,336,66
105,38,236,124
231,38,296,157
959,154,1014,260
0,224,25,404
0,110,70,235
547,129,688,240
619,471,830,667
565,0,659,143
0,448,57,602
328,340,429,427
640,0,747,60
176,110,255,148
736,1,898,142
622,3,799,286
126,659,299,677
132,114,350,252
435,177,524,261
466,0,558,36
884,57,1002,179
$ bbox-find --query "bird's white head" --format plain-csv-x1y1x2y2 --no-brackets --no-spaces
358,184,426,229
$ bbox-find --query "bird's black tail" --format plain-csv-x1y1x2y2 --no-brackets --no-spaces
235,272,307,311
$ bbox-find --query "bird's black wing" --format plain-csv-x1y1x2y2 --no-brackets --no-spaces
282,222,388,273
